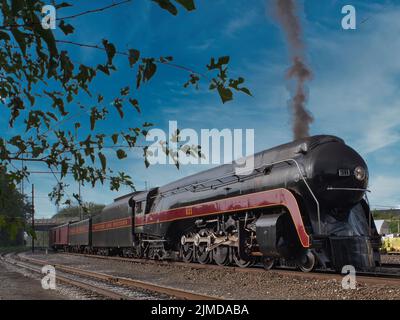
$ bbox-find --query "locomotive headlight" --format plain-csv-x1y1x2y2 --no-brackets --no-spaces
354,166,366,181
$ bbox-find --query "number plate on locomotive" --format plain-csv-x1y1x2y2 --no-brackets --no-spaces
338,169,351,176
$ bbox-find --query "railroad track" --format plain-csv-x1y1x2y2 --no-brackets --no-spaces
59,252,400,287
382,263,400,269
0,252,130,300
5,252,220,300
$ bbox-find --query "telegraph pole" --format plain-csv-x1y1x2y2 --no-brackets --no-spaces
31,184,35,253
75,125,83,221
79,181,82,220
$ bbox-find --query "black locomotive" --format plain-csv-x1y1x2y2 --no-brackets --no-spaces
50,135,381,272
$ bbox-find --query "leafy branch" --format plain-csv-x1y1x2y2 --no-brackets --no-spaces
0,0,252,213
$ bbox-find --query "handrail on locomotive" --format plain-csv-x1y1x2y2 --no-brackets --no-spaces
158,158,322,235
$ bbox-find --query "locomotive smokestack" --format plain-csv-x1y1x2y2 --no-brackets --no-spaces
271,0,313,140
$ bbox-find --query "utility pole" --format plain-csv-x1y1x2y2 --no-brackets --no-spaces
31,184,35,254
75,125,83,221
78,181,82,220
21,154,24,195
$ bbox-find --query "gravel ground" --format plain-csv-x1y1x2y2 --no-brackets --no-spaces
0,254,168,300
23,252,400,300
381,254,400,265
0,258,74,300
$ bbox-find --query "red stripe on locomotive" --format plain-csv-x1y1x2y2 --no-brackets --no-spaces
136,188,310,248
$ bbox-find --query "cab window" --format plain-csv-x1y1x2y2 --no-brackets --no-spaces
135,201,143,214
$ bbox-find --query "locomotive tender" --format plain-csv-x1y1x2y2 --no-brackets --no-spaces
50,135,381,272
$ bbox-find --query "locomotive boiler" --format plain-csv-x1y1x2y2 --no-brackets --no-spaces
51,135,381,272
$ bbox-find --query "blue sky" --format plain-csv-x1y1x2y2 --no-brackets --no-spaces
14,0,400,217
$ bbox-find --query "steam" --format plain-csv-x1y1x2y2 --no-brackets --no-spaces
272,0,313,140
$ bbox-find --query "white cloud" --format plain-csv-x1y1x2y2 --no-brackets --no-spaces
224,9,258,36
369,175,400,209
360,107,400,154
307,7,400,155
189,39,215,51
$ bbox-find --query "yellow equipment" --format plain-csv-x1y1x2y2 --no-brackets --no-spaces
382,236,400,254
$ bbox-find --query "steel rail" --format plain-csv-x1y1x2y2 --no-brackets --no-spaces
60,252,400,287
17,254,220,300
0,254,129,300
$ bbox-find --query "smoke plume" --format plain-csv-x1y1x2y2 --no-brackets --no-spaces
272,0,313,140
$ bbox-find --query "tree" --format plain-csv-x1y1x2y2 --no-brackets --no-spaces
52,202,105,220
373,209,400,234
0,170,30,246
0,1,251,228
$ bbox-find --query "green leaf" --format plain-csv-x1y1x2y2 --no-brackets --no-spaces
128,49,140,67
60,51,74,83
44,91,67,116
120,86,130,96
46,112,58,122
129,99,141,113
217,85,233,104
98,152,107,171
56,2,72,9
218,56,230,65
11,28,27,55
207,56,230,70
240,87,252,96
136,65,144,88
59,20,75,35
0,31,10,41
113,99,124,118
209,82,217,90
152,0,178,15
228,77,252,96
175,0,195,11
112,134,119,144
97,64,110,75
230,77,244,86
143,60,157,82
61,160,69,178
102,39,116,65
116,149,127,159
90,109,96,130
11,0,24,15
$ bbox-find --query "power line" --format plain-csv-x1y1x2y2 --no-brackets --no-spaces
0,0,133,30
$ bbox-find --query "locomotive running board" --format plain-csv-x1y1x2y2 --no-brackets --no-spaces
136,188,310,248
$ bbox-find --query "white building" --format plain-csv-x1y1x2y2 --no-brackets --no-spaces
374,220,390,235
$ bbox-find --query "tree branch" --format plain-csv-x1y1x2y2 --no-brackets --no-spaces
55,39,210,80
8,157,49,162
57,0,133,21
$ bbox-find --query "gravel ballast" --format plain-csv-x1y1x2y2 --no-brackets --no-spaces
22,252,400,300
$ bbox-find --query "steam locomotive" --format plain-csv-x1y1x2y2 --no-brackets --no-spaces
50,135,381,272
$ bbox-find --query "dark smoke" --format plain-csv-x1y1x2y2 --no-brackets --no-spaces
272,0,313,140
